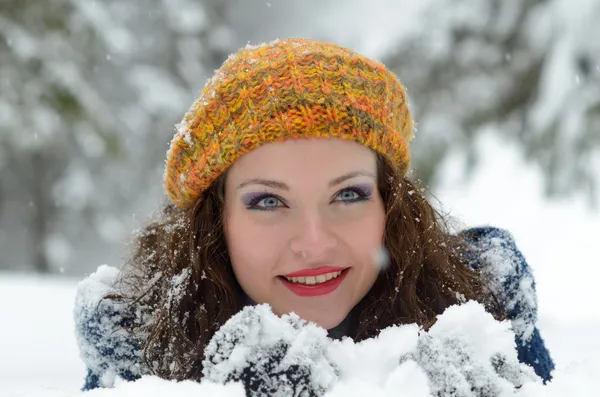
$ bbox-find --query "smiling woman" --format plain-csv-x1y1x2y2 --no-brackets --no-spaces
224,139,384,329
74,38,555,395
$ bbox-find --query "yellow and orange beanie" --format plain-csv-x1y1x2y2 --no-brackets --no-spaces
164,38,414,209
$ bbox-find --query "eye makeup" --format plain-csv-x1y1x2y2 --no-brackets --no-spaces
346,183,373,198
240,183,375,210
241,191,283,208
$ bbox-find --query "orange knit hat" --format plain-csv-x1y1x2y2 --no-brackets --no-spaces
164,38,414,209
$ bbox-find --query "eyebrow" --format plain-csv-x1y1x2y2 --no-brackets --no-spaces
236,170,376,190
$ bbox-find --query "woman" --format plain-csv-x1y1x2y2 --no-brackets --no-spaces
74,38,554,393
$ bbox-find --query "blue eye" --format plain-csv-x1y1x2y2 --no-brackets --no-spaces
337,189,360,201
334,187,371,203
246,194,285,211
256,196,282,208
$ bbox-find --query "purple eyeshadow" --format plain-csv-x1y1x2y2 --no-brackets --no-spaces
241,192,268,207
353,183,374,196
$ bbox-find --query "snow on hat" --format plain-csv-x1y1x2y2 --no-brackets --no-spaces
164,38,414,209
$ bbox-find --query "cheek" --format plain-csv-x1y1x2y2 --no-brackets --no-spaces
345,208,385,255
341,208,386,290
225,212,285,283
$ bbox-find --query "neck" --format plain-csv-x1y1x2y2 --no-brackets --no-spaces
327,313,354,340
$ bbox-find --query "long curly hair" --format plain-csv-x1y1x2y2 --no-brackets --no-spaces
111,153,501,381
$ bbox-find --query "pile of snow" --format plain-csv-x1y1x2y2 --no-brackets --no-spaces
156,303,598,396
7,377,245,397
6,299,599,396
205,302,549,396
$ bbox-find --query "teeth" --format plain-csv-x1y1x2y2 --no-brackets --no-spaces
285,271,343,285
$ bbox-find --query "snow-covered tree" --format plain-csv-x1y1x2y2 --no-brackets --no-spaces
382,0,600,202
0,0,237,272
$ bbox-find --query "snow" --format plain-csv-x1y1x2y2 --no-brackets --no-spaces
3,376,245,397
127,66,188,114
3,286,599,396
163,0,208,35
73,0,137,54
0,275,84,393
203,302,543,396
204,305,337,395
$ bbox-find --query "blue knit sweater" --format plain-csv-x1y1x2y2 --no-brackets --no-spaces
74,227,554,391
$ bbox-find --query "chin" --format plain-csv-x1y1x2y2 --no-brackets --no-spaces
285,307,349,330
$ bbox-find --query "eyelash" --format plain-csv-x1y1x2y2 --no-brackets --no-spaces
246,186,372,211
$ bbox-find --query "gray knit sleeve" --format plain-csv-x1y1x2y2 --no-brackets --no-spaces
73,265,147,390
461,226,555,382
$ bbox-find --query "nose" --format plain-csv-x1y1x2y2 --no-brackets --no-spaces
289,210,338,259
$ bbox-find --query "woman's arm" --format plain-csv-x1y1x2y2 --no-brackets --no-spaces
461,226,555,382
74,265,145,390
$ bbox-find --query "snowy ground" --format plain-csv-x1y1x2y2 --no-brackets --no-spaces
433,134,600,387
1,136,598,396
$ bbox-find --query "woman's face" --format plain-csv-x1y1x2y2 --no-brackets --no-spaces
223,138,385,329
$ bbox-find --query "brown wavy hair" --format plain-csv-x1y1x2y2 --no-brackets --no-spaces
112,153,500,381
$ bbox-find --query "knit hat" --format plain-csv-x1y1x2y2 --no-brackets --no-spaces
164,38,414,209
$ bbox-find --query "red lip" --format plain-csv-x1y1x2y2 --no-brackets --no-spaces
282,266,347,278
279,268,350,297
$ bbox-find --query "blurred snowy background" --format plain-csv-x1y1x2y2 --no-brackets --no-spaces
0,0,599,394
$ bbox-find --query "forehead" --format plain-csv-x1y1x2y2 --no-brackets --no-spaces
227,138,378,180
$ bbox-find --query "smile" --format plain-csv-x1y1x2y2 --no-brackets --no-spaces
283,271,343,285
279,267,350,297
